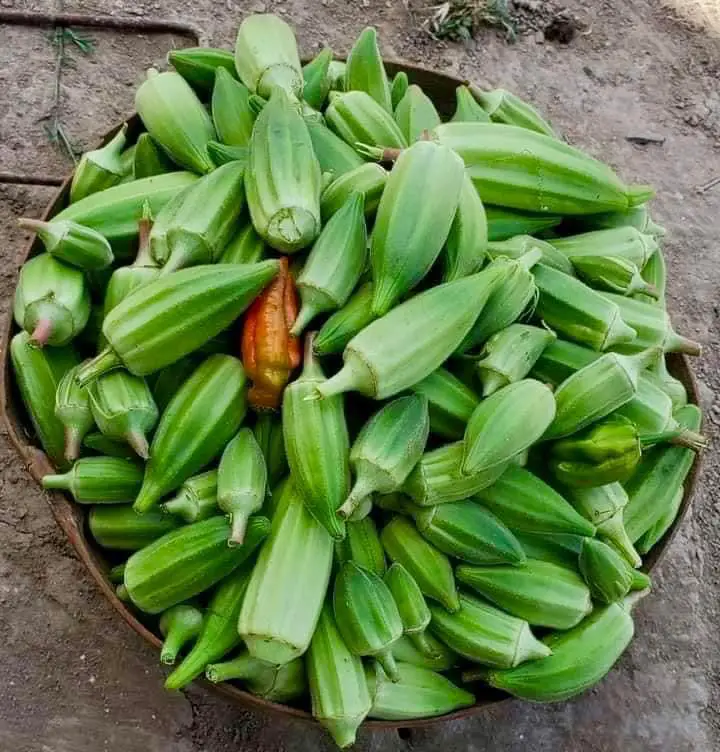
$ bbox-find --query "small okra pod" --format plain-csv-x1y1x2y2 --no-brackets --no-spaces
533,263,637,351
462,379,556,476
475,323,557,396
293,191,368,336
18,218,113,271
217,428,268,546
70,125,127,202
161,470,220,524
545,348,660,440
55,364,94,461
451,85,491,123
333,562,404,682
89,370,159,459
13,253,90,347
394,85,442,143
339,394,429,520
159,604,204,665
384,563,436,659
211,67,254,147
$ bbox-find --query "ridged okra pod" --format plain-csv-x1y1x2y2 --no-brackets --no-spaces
530,337,599,386
566,483,640,568
162,160,247,273
164,564,254,690
124,515,269,614
623,404,702,543
305,118,365,177
411,367,480,440
485,207,562,241
52,172,198,254
457,559,593,630
302,47,333,109
475,324,556,396
572,203,665,236
283,338,350,540
451,85,491,123
545,349,659,439
211,68,254,147
161,470,219,523
486,234,574,275
392,634,457,672
148,182,197,265
245,88,322,253
14,253,90,347
390,71,408,108
207,141,248,168
339,395,429,519
470,86,556,136
320,163,387,220
43,457,143,504
442,173,488,282
307,603,371,749
18,217,113,271
133,133,175,179
636,247,667,305
344,27,392,112
571,255,658,298
384,563,436,659
238,480,334,664
549,226,658,268
472,592,646,701
89,370,158,459
135,70,216,174
365,662,474,720
411,500,526,566
646,356,687,410
333,562,403,681
167,46,237,93
292,192,367,335
459,249,542,353
217,428,267,546
220,222,266,265
461,379,556,475
70,125,127,202
381,517,460,613
77,262,279,385
315,265,506,400
88,505,181,550
159,604,204,664
394,85,442,143
314,282,376,356
369,140,465,315
433,122,642,215
475,465,597,537
133,355,247,513
55,364,94,461
600,292,702,356
326,90,407,149
253,413,287,489
533,264,637,351
635,485,684,555
335,516,387,578
234,13,303,99
579,538,650,604
402,441,509,507
206,652,305,702
429,592,550,668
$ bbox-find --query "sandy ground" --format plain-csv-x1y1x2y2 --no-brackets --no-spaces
0,1,718,750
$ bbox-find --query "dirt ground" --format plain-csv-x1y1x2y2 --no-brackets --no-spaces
0,1,718,750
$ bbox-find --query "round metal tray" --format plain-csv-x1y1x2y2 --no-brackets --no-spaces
0,59,703,731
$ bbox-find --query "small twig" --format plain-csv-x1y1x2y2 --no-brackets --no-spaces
625,135,666,146
696,176,720,195
41,27,94,164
